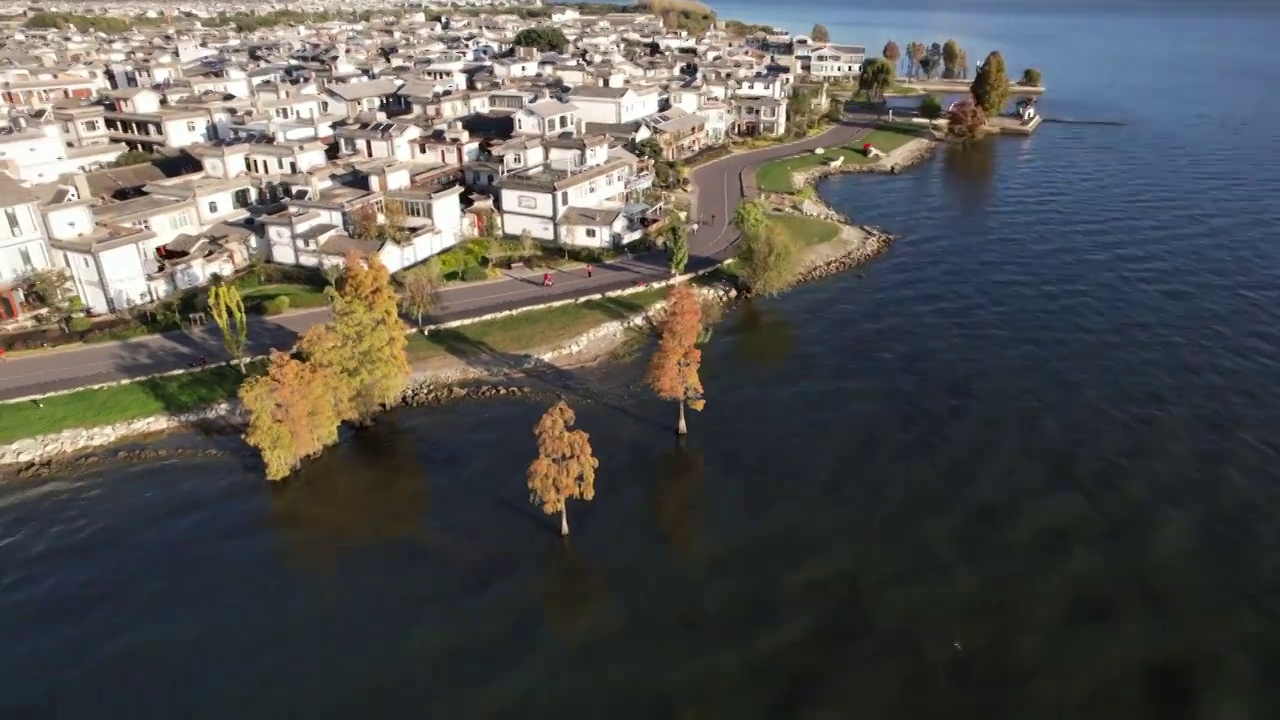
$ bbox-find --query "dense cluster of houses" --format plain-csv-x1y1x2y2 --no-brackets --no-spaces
0,2,866,320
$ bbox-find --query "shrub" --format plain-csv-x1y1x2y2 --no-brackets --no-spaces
460,265,488,282
918,94,944,120
1021,68,1043,87
67,316,92,332
261,295,291,315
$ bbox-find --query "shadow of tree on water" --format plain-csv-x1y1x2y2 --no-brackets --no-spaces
654,438,705,556
538,538,607,640
266,417,429,573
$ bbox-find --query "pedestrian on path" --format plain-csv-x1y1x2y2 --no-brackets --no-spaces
711,212,717,225
586,263,593,278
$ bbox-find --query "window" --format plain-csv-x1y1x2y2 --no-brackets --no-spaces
82,256,91,268
471,172,481,183
487,174,494,184
277,158,285,171
587,180,598,194
560,191,569,204
585,228,597,238
512,153,522,165
320,101,330,113
208,201,218,214
83,119,99,132
4,208,20,235
170,214,191,230
186,121,197,132
18,247,32,270
276,108,289,119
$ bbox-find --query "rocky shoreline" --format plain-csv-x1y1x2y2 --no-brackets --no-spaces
792,135,940,189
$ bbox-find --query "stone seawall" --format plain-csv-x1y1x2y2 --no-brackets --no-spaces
0,285,735,472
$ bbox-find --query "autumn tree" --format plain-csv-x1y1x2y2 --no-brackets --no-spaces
240,350,341,481
300,252,409,424
1021,67,1043,86
942,39,962,78
810,23,829,43
882,40,901,67
945,98,988,141
957,49,969,79
971,50,1011,115
645,284,706,435
905,41,925,78
382,199,410,244
527,400,599,536
208,283,249,372
399,260,441,327
667,219,689,274
858,57,896,101
351,203,379,242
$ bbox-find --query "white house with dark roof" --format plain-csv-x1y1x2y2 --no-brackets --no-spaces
513,98,579,137
808,44,867,79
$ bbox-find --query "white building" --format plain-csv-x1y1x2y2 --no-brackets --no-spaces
565,83,661,125
0,177,51,318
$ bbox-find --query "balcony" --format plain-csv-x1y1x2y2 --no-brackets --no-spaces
625,171,654,191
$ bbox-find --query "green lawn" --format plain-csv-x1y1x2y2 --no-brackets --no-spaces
240,283,331,311
755,126,922,193
0,364,254,444
408,287,671,362
770,214,841,247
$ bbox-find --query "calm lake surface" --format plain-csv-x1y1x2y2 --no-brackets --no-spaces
6,2,1280,717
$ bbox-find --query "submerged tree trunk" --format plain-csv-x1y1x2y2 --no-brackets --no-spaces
677,401,687,436
560,507,569,536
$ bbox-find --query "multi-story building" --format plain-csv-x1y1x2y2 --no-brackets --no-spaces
808,44,867,80
103,88,214,151
0,176,51,319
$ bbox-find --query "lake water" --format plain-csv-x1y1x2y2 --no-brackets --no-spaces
5,2,1280,717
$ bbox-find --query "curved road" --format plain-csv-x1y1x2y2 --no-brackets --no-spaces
0,117,876,402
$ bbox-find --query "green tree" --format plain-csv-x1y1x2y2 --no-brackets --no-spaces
208,283,250,372
299,253,409,425
646,285,706,435
795,185,817,203
512,26,569,52
810,23,830,43
527,401,599,536
240,350,341,482
918,55,939,80
519,228,538,256
942,39,962,78
918,94,944,120
321,261,344,288
737,220,797,297
668,220,689,274
971,51,1011,115
825,97,843,122
399,260,441,327
732,198,770,239
857,57,896,101
111,150,156,168
1021,67,1043,87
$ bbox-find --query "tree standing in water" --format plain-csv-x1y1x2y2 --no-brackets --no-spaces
527,401,599,536
240,350,341,481
646,284,706,435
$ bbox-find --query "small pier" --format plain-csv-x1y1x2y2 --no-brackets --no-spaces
986,115,1042,136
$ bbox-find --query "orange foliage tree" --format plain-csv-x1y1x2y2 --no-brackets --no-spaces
239,349,341,481
300,252,409,424
527,401,599,536
645,284,706,435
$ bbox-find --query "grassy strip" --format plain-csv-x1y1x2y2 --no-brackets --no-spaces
755,126,922,193
240,283,331,311
0,364,258,445
408,287,671,362
770,214,842,248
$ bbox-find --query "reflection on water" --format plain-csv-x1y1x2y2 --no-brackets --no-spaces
729,301,795,370
539,539,607,639
654,441,704,553
942,139,999,212
269,419,428,571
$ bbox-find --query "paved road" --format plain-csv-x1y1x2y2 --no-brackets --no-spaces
0,117,877,402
